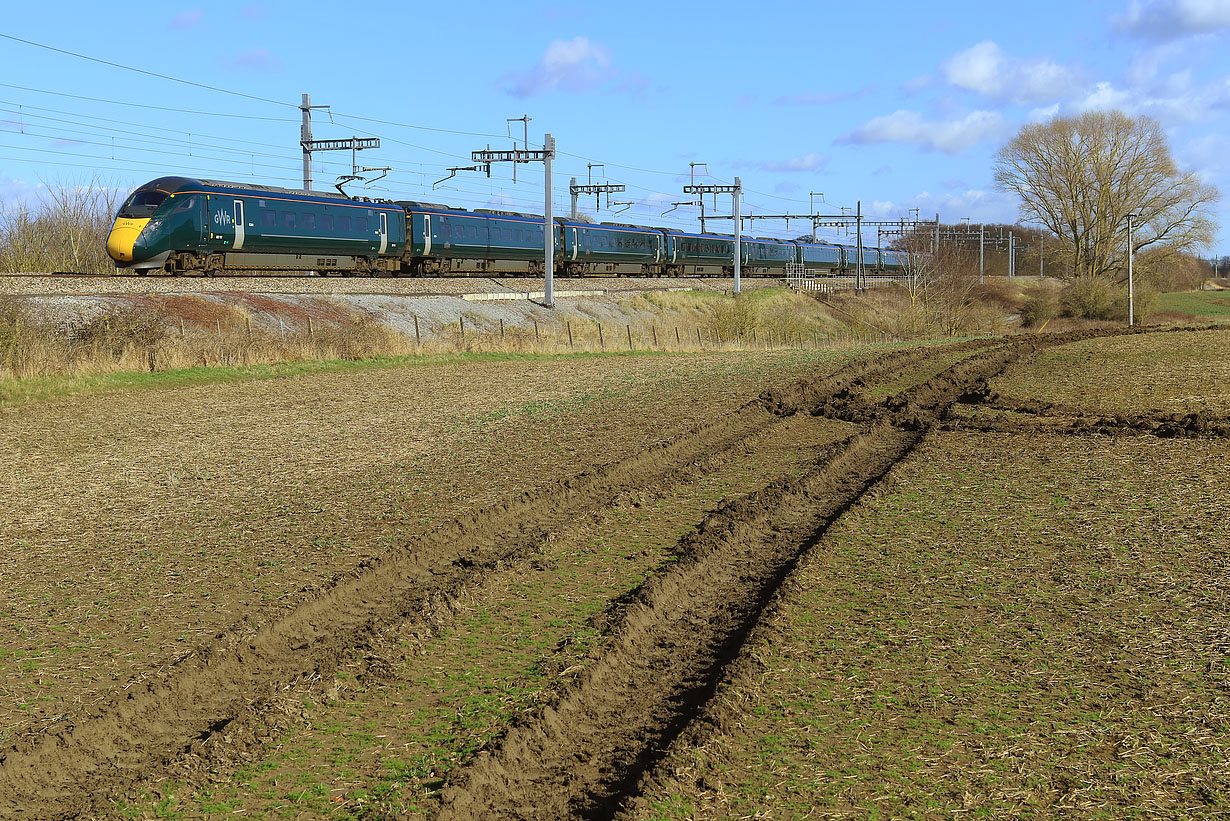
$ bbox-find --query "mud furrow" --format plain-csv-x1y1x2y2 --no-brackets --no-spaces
436,424,920,820
434,341,1030,819
0,345,955,818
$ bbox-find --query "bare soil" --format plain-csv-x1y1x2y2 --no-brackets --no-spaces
2,325,1227,819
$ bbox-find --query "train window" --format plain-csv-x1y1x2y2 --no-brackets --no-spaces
355,217,368,233
261,210,275,228
303,213,316,230
320,214,334,231
282,211,296,229
339,214,351,232
118,189,169,218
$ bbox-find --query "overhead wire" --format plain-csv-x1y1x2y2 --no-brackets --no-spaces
0,38,835,237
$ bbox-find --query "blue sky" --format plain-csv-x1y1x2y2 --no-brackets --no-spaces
2,0,1229,251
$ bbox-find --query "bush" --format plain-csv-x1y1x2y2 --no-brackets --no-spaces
1019,285,1060,328
1060,276,1123,320
709,294,759,337
75,306,169,358
0,179,120,274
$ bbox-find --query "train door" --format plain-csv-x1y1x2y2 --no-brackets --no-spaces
233,200,245,250
378,212,388,254
422,214,433,256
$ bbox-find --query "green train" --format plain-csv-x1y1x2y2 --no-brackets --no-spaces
107,176,911,277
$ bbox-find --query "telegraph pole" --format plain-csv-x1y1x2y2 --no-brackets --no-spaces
1008,232,1015,279
1127,214,1135,326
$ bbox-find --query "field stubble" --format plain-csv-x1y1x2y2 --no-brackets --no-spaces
2,325,1227,818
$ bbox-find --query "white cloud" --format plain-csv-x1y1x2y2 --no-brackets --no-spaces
941,41,1082,105
838,109,1006,154
1114,0,1230,39
1028,103,1061,122
1074,77,1230,123
503,37,617,98
868,189,1019,225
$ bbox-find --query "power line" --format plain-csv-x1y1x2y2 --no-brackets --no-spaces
0,33,296,109
0,82,294,122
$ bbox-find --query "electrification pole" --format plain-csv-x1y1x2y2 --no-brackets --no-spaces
544,134,554,307
734,177,742,295
300,94,312,190
683,178,742,293
469,133,558,307
856,200,864,288
979,224,985,284
810,192,824,241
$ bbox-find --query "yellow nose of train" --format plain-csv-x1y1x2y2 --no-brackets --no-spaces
106,217,149,263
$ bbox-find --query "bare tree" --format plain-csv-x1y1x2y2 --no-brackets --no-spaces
994,111,1218,280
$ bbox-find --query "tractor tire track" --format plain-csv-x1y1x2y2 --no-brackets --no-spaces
0,344,963,819
435,339,1036,820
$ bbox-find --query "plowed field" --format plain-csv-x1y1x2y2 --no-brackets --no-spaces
2,326,1228,819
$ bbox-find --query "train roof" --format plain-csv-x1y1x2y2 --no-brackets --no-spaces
130,176,400,208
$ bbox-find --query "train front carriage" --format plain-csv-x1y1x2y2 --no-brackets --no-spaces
108,176,405,275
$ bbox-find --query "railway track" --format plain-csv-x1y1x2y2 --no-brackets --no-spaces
0,272,761,299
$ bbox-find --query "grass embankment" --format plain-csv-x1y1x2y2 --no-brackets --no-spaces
0,287,928,405
993,327,1230,415
1154,289,1230,321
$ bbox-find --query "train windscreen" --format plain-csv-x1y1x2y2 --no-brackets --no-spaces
118,189,169,219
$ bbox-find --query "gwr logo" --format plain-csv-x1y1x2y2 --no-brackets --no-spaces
212,210,234,227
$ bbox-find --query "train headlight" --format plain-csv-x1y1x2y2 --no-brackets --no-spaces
142,218,164,234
